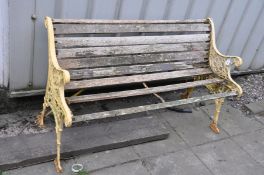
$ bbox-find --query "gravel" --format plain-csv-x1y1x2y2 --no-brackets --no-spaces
227,73,264,113
0,110,53,138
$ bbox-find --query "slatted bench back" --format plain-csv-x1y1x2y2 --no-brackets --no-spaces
52,19,212,90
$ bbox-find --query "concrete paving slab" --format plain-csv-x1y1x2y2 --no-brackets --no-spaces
254,114,264,125
6,162,55,175
6,159,74,175
232,129,264,166
0,116,169,171
133,131,187,158
193,139,264,175
245,101,264,114
143,149,212,175
202,104,263,136
90,161,150,175
73,147,139,172
160,110,228,146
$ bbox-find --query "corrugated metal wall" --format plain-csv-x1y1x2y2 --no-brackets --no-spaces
0,0,8,88
8,0,264,90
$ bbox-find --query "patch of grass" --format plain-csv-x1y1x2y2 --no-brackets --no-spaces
0,170,4,175
77,170,90,175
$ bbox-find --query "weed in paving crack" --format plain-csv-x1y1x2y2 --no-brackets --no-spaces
0,170,4,175
77,170,90,175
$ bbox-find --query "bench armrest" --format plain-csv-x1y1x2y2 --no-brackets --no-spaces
208,18,243,97
44,17,73,127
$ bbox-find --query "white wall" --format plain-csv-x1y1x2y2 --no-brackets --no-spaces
0,0,9,88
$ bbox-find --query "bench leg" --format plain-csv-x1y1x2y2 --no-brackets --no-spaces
36,102,48,128
54,116,63,173
210,98,224,134
180,88,194,99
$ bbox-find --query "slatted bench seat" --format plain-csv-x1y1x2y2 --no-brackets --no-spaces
37,17,243,173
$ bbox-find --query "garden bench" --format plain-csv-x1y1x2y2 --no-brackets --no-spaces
37,17,243,173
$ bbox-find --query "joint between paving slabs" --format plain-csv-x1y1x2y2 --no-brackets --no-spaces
229,135,264,169
199,104,264,137
156,111,218,175
199,106,232,137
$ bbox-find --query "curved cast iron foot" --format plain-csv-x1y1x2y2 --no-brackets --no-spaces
54,158,63,173
36,113,46,128
210,122,220,134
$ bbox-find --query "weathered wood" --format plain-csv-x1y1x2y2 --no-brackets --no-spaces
65,68,212,90
55,34,210,48
69,62,198,80
57,42,209,58
54,23,210,34
9,89,46,98
53,19,208,24
67,78,223,104
193,62,209,68
73,92,236,123
58,51,208,69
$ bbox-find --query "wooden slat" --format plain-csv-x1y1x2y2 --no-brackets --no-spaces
53,19,208,24
54,23,210,34
65,68,212,90
72,92,236,123
67,78,223,104
69,62,197,80
58,51,208,69
55,34,210,48
57,42,209,58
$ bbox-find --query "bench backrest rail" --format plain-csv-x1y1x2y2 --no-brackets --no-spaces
52,19,211,90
